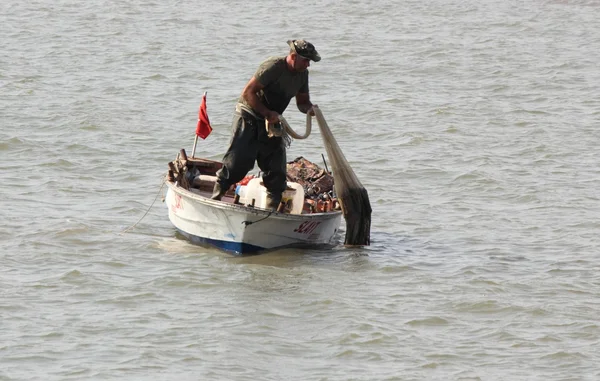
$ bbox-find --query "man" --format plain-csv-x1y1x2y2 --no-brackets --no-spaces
211,39,321,210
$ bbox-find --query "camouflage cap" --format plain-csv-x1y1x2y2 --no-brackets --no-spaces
287,39,321,62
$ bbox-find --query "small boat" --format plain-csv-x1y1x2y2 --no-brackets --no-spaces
164,150,343,254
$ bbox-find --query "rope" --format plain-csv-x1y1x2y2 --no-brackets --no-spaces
265,112,313,147
242,210,274,226
121,177,166,234
279,112,312,139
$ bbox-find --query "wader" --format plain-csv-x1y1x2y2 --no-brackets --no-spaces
212,106,287,209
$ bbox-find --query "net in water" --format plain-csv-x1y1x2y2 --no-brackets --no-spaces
312,108,371,246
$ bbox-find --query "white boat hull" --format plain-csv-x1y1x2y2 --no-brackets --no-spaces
165,181,342,254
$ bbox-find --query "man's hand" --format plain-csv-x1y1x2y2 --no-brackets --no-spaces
308,104,319,116
265,110,280,124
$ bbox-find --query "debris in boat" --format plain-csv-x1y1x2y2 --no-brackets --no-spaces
286,156,340,213
168,149,223,192
286,156,334,195
167,149,191,190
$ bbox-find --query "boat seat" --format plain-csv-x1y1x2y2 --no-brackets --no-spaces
192,174,217,192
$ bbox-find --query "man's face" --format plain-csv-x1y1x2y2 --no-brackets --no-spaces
293,54,311,71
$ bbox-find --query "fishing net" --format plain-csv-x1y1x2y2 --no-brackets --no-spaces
281,108,371,246
311,108,371,246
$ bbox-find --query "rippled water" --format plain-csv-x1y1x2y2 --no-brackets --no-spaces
2,0,600,380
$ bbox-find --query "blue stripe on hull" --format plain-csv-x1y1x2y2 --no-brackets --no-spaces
176,229,265,255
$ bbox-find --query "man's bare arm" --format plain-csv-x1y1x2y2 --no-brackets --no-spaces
242,77,279,123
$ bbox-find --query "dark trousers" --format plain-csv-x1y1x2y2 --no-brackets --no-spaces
215,110,287,201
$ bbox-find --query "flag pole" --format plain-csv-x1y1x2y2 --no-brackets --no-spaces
191,136,199,159
191,91,207,158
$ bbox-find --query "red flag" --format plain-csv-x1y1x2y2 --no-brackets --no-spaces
195,94,212,139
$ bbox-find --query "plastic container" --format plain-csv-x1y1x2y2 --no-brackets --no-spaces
243,178,265,208
283,182,305,214
235,184,250,205
242,178,305,214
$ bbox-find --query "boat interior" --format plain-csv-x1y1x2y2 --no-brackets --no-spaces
167,149,340,215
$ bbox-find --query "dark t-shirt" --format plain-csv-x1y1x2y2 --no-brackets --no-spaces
239,56,309,116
